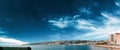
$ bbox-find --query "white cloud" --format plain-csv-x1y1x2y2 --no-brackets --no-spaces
115,0,120,7
48,15,93,29
0,37,28,45
48,17,74,28
49,12,120,40
48,6,120,40
49,19,69,28
48,8,92,29
79,8,92,14
74,19,97,30
73,12,120,40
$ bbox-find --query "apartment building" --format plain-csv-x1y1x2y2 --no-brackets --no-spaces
109,33,120,45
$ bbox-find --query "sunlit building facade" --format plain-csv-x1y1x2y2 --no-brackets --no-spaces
109,33,120,45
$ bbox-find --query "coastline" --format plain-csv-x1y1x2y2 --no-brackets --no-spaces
95,45,120,49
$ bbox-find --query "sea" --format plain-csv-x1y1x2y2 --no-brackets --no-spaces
1,45,120,50
31,45,120,50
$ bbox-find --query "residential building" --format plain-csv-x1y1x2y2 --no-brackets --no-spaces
109,33,120,45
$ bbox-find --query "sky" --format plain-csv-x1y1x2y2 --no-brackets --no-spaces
1,0,120,45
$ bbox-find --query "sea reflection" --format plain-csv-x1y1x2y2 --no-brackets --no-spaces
109,48,120,50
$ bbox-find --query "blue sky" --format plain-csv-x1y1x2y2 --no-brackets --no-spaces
1,0,120,45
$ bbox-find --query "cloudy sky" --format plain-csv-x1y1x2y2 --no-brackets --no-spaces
1,0,120,45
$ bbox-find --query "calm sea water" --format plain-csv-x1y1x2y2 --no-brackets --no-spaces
29,45,120,50
1,45,120,50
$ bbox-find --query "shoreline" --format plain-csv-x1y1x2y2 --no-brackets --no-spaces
95,45,120,49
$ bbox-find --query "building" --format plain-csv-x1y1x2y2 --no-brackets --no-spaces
109,33,120,45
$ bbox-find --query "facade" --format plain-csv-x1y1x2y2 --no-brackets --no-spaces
109,33,120,45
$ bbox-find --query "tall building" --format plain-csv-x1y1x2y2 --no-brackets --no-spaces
109,33,120,45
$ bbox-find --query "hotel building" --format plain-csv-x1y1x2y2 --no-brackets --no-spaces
109,33,120,45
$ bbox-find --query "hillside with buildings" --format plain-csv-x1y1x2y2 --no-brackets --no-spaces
27,40,107,45
27,33,120,46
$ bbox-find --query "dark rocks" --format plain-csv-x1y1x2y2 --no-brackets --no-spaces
0,47,31,50
0,47,3,50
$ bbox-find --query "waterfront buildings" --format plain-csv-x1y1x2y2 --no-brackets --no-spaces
28,40,98,45
109,33,120,45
